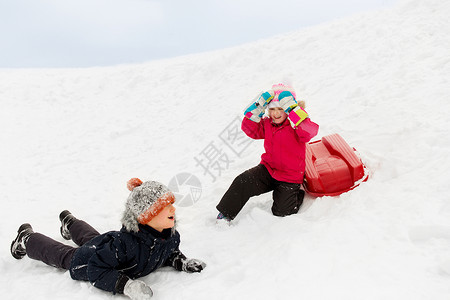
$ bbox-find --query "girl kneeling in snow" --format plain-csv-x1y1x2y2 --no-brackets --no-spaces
11,179,206,299
216,83,319,222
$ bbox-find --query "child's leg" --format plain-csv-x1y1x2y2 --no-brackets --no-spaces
69,219,100,246
216,164,273,219
271,181,304,217
26,233,77,269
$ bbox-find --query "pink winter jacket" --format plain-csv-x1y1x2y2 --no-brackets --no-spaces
242,116,319,183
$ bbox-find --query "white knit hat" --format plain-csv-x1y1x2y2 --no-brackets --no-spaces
268,83,296,109
122,178,175,232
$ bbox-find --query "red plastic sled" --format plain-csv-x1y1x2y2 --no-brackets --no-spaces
303,133,368,197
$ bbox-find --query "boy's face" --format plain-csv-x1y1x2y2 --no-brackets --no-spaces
145,204,176,232
268,107,287,124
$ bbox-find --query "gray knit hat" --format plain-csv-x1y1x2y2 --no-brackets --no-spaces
122,178,175,232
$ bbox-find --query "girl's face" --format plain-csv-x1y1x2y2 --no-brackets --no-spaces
268,107,287,124
145,204,176,232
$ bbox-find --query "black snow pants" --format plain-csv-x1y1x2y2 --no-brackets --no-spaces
216,164,305,220
26,219,100,269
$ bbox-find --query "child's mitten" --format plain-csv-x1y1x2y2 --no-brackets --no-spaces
278,90,298,113
278,91,309,127
169,250,206,272
244,90,274,122
180,258,207,272
123,279,153,300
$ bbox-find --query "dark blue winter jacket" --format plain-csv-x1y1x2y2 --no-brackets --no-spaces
69,224,181,294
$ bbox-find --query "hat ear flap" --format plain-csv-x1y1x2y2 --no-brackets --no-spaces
122,208,139,232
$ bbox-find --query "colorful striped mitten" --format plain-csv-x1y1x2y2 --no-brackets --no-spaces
278,91,309,127
244,90,274,122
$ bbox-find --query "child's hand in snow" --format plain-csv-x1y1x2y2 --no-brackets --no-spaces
181,258,207,273
123,279,153,300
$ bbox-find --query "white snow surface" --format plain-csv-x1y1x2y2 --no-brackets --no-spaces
1,0,450,299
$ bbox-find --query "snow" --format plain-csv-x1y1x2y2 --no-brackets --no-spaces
1,0,450,299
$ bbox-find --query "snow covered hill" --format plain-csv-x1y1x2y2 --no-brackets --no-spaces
1,0,450,299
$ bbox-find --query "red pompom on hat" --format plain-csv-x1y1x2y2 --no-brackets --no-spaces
127,178,143,191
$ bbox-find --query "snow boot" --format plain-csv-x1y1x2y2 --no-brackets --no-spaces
59,210,77,240
11,223,34,259
216,212,231,225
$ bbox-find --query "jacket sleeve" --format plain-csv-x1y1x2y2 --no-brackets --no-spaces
86,237,131,294
294,118,319,143
164,249,187,271
241,117,265,139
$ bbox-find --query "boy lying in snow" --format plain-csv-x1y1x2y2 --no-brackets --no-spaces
11,178,206,299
